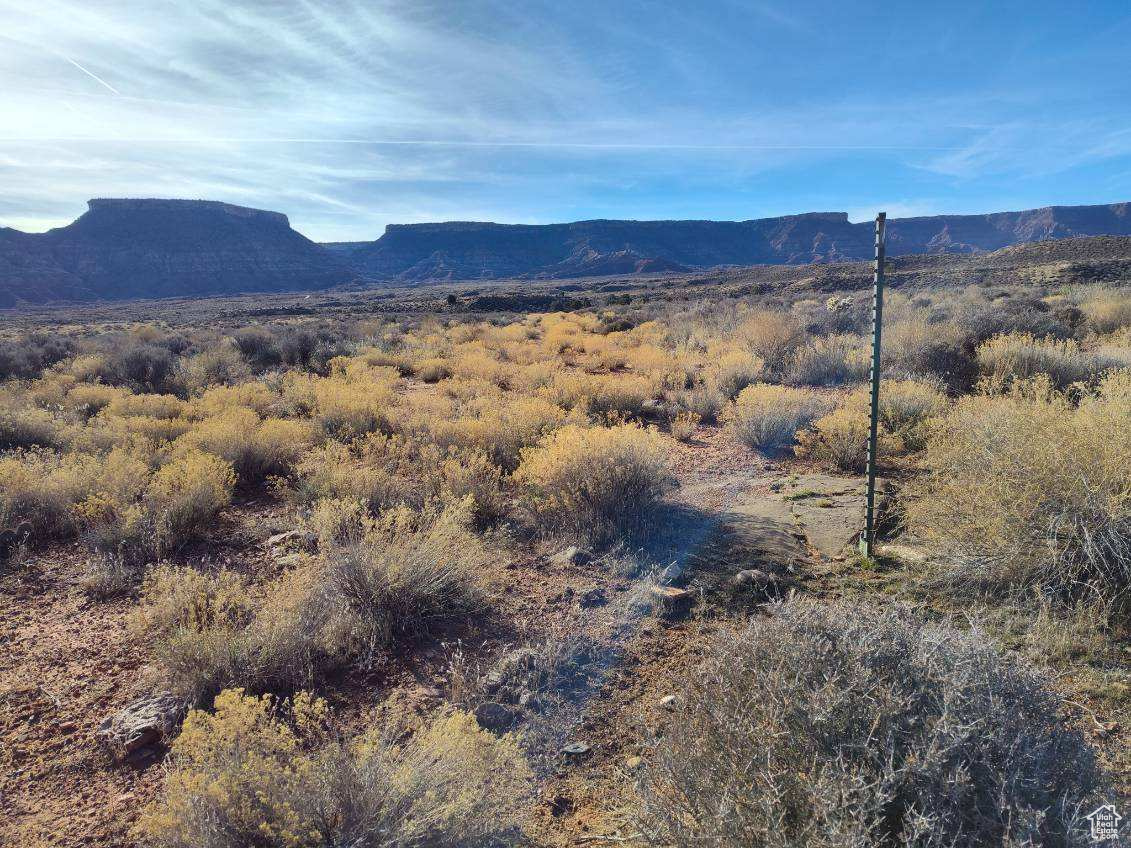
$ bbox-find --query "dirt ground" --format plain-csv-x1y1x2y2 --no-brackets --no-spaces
2,415,1127,846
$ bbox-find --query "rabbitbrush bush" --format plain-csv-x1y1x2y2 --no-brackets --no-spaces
515,423,669,540
137,688,531,848
637,600,1103,848
136,502,489,701
728,383,832,453
976,331,1114,389
908,372,1131,600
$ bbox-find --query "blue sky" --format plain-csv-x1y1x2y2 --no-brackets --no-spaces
1,0,1129,241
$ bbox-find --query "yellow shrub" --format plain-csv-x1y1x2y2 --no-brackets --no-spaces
428,395,568,472
0,399,60,449
515,423,669,540
540,371,656,419
729,384,832,453
311,375,396,438
135,566,255,638
736,310,805,375
796,407,899,472
180,343,251,393
1080,287,1131,334
838,378,949,452
179,409,319,482
710,349,765,399
137,690,531,848
194,382,279,417
294,437,418,512
146,450,235,550
907,373,1131,598
104,393,188,420
65,383,125,419
976,332,1111,388
414,356,451,383
670,410,701,442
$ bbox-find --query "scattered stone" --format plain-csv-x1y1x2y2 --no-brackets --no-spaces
659,695,679,710
625,755,644,770
550,545,591,567
579,587,607,608
474,701,522,732
265,529,317,554
730,568,781,595
650,585,694,605
97,692,183,764
561,741,591,757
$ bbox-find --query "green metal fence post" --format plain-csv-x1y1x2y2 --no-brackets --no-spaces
860,212,887,559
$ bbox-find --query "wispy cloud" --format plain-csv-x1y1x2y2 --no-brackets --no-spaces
1,1,1128,239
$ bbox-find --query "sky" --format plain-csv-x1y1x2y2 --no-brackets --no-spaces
1,1,1130,242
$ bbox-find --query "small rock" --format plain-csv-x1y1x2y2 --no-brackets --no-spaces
625,755,644,770
265,529,317,553
659,695,679,710
550,546,591,567
561,741,591,757
650,585,694,605
579,587,607,609
274,553,304,568
731,568,778,593
98,692,183,762
474,701,522,732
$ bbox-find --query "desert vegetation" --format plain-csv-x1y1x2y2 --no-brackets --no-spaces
2,274,1129,847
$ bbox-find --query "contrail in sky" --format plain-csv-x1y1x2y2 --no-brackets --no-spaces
65,57,121,95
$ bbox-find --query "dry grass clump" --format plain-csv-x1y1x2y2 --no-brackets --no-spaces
728,383,832,453
146,450,236,552
515,423,669,540
672,382,726,424
134,565,262,702
176,408,319,483
736,310,805,377
0,399,61,450
798,378,948,469
669,410,700,442
908,373,1131,600
636,599,1102,848
1080,287,1131,334
136,503,489,700
318,501,489,663
710,349,765,399
785,334,869,386
137,688,531,848
795,406,894,472
977,332,1114,389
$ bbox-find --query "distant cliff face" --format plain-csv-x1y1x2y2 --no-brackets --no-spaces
1,199,1129,305
351,203,1131,282
0,199,349,306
